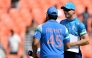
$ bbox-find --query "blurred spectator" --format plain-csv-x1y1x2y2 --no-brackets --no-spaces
87,17,92,37
11,0,19,8
8,30,21,54
80,7,90,29
0,43,6,58
24,20,36,57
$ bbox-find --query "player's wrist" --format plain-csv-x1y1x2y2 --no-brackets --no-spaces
32,53,38,58
70,42,75,47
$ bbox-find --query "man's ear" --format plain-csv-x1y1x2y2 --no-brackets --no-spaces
46,14,48,18
74,12,75,14
73,10,75,14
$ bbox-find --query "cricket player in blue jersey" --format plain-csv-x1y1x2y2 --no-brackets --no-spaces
60,2,89,58
32,7,70,58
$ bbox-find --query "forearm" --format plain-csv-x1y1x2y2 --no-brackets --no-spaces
64,46,69,50
32,43,37,58
70,39,89,47
64,42,70,50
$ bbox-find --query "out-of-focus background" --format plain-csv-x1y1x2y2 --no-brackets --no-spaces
0,0,92,58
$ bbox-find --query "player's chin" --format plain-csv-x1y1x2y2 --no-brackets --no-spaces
65,14,70,18
65,16,70,18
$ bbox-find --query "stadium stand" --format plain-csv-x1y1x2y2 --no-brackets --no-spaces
0,0,92,58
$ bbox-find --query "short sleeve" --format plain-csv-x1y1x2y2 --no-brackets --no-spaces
77,22,87,36
63,27,70,43
34,25,42,40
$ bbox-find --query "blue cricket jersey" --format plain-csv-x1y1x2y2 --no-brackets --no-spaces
60,17,87,53
34,20,70,58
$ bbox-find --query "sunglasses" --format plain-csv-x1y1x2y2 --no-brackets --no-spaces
63,9,74,12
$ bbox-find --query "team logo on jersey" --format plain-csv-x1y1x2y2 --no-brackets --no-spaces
72,25,75,30
78,21,82,25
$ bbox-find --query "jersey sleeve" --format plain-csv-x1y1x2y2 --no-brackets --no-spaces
77,22,87,36
63,27,70,43
34,25,42,40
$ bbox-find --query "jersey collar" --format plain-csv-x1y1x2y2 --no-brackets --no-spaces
67,17,76,22
48,19,58,22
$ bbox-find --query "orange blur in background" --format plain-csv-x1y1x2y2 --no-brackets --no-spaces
0,0,92,58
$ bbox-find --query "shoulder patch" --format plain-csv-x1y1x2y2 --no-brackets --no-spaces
36,24,42,33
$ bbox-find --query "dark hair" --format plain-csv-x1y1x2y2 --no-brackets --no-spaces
85,7,88,12
10,30,14,35
48,12,58,20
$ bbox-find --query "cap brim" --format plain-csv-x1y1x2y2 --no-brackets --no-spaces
61,6,66,9
61,6,75,10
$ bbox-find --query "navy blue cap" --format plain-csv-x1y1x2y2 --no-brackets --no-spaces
47,7,58,16
61,2,75,10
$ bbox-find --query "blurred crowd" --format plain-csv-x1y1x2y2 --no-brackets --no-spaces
0,0,92,58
